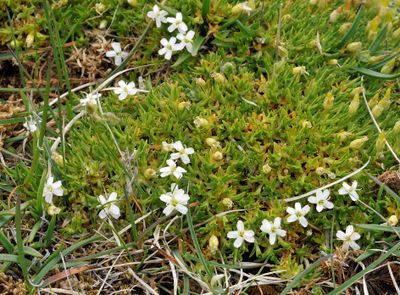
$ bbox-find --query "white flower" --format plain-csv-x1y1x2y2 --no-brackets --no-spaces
308,189,334,212
260,217,286,245
158,37,181,60
170,141,194,164
232,2,253,15
286,202,310,227
167,12,188,33
162,141,174,152
338,180,359,201
336,225,361,251
227,220,255,248
159,159,187,179
43,176,64,204
177,30,195,53
23,119,38,133
106,42,129,66
146,5,168,28
98,192,120,220
160,183,190,216
80,92,101,106
113,80,137,101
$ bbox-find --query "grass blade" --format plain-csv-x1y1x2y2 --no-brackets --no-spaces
352,67,400,79
202,0,211,21
336,4,364,49
369,25,387,53
356,224,400,233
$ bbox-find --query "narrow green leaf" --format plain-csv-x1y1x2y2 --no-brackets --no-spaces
22,246,43,258
0,230,13,253
186,208,213,278
172,52,191,68
336,4,364,49
45,215,57,247
202,0,210,20
0,254,19,263
327,242,400,295
366,172,400,203
15,196,30,285
352,67,400,79
370,51,400,70
369,25,387,53
0,117,28,125
356,224,400,233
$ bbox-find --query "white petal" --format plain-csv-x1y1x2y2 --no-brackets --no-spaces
233,237,243,248
269,233,276,245
338,187,347,195
186,43,193,53
351,232,361,241
99,209,107,219
119,92,128,101
106,50,116,57
299,217,308,227
109,192,118,202
276,229,286,237
114,56,122,66
181,155,191,164
308,196,317,204
160,193,172,204
286,207,295,215
163,205,174,216
53,187,64,196
316,204,323,212
187,30,195,39
325,201,334,209
44,192,53,204
170,152,180,160
175,204,188,215
160,38,169,46
111,42,121,52
237,220,244,231
109,204,120,219
98,195,107,205
349,241,360,250
336,230,346,240
287,215,297,223
346,225,354,236
302,205,310,215
294,202,302,211
227,231,238,239
352,180,358,190
349,191,359,201
167,24,176,32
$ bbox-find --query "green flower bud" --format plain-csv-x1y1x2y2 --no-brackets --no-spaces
350,136,368,150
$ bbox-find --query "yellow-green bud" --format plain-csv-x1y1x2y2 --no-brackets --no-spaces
222,197,234,209
393,27,400,39
206,138,221,148
26,33,35,48
339,23,352,35
375,132,386,153
52,152,64,166
393,121,400,134
368,93,379,108
388,215,398,226
349,93,360,114
211,72,227,83
301,120,312,128
178,101,191,110
95,3,106,14
99,20,108,29
327,59,338,65
337,131,352,142
232,2,253,15
316,167,326,175
127,0,138,7
350,136,368,150
144,168,157,179
208,235,219,254
371,104,384,118
196,78,206,86
380,58,395,74
262,163,272,174
212,151,223,161
277,45,288,58
193,116,209,128
292,66,308,75
323,91,334,110
368,55,385,64
346,42,362,53
48,205,61,216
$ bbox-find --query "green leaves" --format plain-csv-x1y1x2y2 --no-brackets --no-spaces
352,67,400,79
336,4,364,49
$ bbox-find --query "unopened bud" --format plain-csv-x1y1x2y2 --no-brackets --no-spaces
301,120,312,128
368,55,385,64
346,42,362,53
211,72,227,83
388,215,398,226
127,0,138,6
381,58,395,74
375,132,385,153
194,116,209,128
196,78,206,86
349,93,360,114
222,197,234,209
329,7,342,23
339,23,352,34
52,152,64,166
95,3,106,14
371,104,384,118
26,33,35,48
206,138,221,148
393,121,400,134
208,235,219,254
328,59,338,65
350,136,368,149
178,101,191,110
212,151,223,161
316,167,326,175
368,93,379,108
144,168,157,179
292,66,308,75
323,91,334,110
262,163,272,174
48,205,61,216
99,19,108,29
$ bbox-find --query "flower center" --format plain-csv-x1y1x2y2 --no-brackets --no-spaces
296,211,302,218
318,200,324,205
167,44,172,50
179,150,185,155
171,197,178,207
271,226,276,233
239,230,245,237
170,166,176,172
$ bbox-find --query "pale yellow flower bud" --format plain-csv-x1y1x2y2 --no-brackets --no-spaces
393,121,400,134
222,197,234,209
349,93,360,114
339,23,352,35
393,27,400,39
178,101,191,110
388,215,398,226
380,58,395,74
232,2,253,15
336,131,352,142
26,33,35,48
327,59,338,65
212,151,223,161
350,136,368,149
48,205,61,216
262,163,272,174
211,73,227,83
292,66,308,75
301,120,312,128
323,91,334,110
316,167,326,175
127,0,138,7
99,20,108,29
208,235,219,254
368,93,379,108
371,104,384,118
193,116,209,128
95,2,106,14
196,78,206,86
375,132,385,153
144,168,157,179
52,152,64,167
346,42,362,53
206,138,221,148
368,55,385,64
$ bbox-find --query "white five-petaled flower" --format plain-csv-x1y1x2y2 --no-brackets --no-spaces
177,30,195,53
160,183,190,216
80,92,101,106
23,119,38,133
158,37,181,60
336,225,361,251
159,159,187,179
146,5,168,28
106,42,129,66
167,12,188,33
170,141,194,164
98,192,120,220
286,202,310,227
43,176,64,204
227,220,255,248
338,180,359,201
260,217,286,245
113,80,137,101
308,189,334,212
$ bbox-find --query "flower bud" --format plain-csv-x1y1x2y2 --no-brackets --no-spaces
368,93,379,108
393,27,400,39
368,55,385,64
196,78,206,86
371,104,384,118
327,59,338,65
388,215,398,226
48,205,61,216
380,58,395,74
26,32,35,48
349,93,360,114
316,167,326,175
95,3,106,14
346,42,362,53
262,163,272,174
350,136,368,150
99,20,108,29
212,151,223,161
162,141,174,152
52,152,64,167
375,132,385,153
277,45,288,58
144,168,157,179
393,121,400,134
206,138,221,148
232,2,253,15
221,62,236,75
211,72,227,83
194,116,209,128
178,101,191,110
339,23,352,35
309,0,318,5
292,66,308,75
301,120,312,128
222,197,234,209
127,0,138,6
336,131,352,142
350,87,363,96
323,91,334,110
208,235,219,254
329,7,342,23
